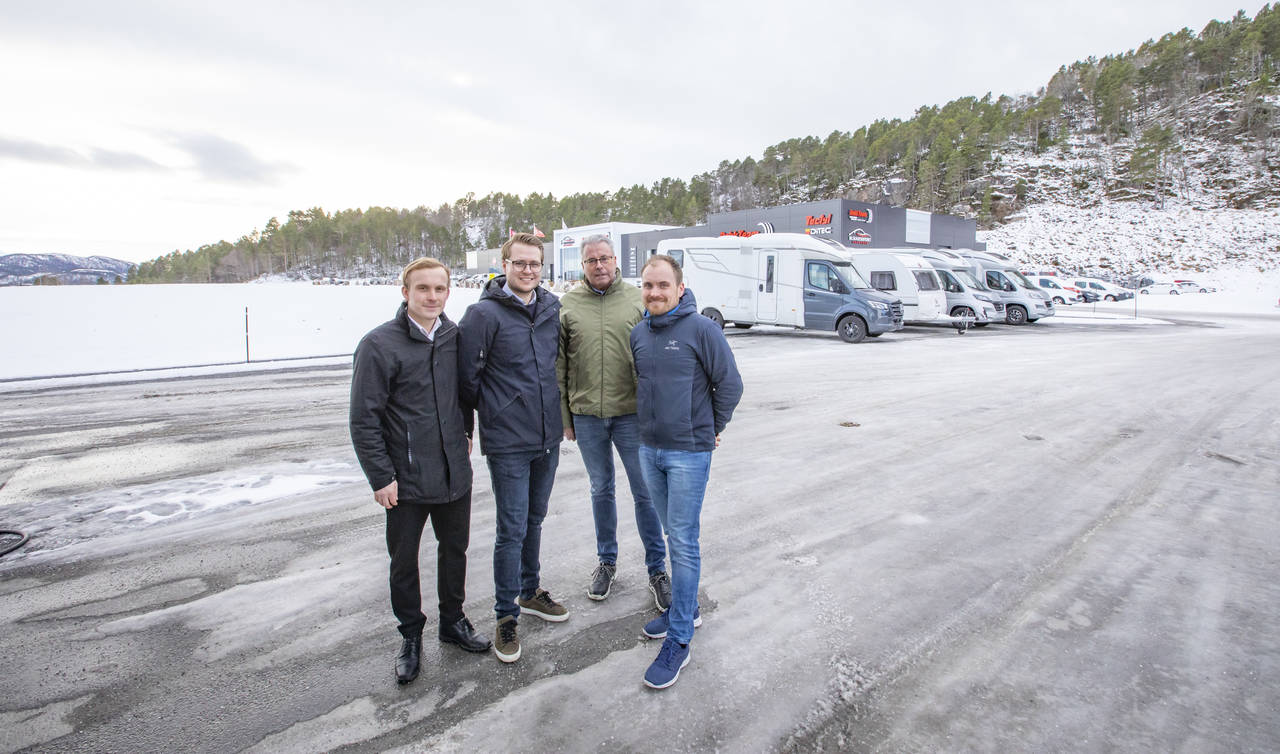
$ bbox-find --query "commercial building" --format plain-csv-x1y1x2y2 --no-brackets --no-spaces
554,200,983,283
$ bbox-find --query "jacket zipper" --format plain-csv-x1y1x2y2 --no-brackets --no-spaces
407,430,413,466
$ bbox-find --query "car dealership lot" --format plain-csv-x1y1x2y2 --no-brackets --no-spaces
2,310,1279,752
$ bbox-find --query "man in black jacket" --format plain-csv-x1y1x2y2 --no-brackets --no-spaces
350,257,491,686
459,233,568,663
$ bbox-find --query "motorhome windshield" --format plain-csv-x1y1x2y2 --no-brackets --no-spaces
1008,270,1039,291
831,260,870,289
955,269,986,290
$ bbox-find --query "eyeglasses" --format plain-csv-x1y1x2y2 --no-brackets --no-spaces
583,256,615,267
507,260,543,271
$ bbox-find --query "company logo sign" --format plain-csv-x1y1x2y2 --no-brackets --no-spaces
849,228,872,245
805,214,832,226
804,226,832,235
561,236,575,246
848,208,873,223
720,230,758,237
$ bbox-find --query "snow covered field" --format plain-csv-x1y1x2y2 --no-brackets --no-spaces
3,275,1279,382
2,298,1279,751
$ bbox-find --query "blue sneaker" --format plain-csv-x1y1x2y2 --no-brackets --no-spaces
643,637,690,689
642,607,702,639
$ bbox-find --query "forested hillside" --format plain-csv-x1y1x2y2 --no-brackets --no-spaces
131,6,1280,284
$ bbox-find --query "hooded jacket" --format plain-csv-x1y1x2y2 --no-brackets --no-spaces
630,288,744,452
349,303,472,503
556,273,646,427
458,275,563,454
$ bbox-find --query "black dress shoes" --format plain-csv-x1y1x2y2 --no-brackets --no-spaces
396,634,422,684
439,615,492,653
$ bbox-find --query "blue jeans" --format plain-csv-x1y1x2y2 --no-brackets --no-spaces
487,446,560,620
573,413,667,575
638,445,712,645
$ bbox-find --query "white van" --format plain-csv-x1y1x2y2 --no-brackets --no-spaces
655,233,904,343
843,250,951,325
959,250,1055,325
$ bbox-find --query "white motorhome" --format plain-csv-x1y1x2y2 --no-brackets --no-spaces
654,233,903,343
958,250,1055,324
908,248,1003,325
842,250,950,324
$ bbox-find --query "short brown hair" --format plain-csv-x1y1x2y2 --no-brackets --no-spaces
642,254,683,286
401,257,450,287
502,232,544,261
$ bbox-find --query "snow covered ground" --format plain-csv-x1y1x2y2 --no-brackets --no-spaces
2,302,1278,751
3,274,1279,383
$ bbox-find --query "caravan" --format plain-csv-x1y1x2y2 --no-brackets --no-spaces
843,250,951,324
655,233,903,343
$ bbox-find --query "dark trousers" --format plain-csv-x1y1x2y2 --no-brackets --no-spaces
386,491,471,638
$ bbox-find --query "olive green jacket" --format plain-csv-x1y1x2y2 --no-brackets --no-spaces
556,273,646,428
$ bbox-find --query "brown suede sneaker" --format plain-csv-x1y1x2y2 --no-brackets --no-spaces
517,588,569,622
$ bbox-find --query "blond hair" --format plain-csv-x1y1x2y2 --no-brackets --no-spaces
502,232,545,261
401,257,450,287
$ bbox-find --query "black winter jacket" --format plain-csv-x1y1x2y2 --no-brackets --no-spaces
631,289,744,452
458,276,563,454
349,303,472,503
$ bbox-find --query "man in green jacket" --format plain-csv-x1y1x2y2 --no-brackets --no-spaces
557,234,671,609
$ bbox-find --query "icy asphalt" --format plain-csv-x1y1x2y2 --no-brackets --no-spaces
2,311,1278,753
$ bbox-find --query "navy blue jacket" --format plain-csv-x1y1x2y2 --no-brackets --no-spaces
630,289,743,452
349,304,472,503
458,276,563,455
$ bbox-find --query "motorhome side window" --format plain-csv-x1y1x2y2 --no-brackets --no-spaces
987,271,1013,291
806,262,845,293
937,270,963,293
870,271,896,290
667,250,684,267
765,256,775,293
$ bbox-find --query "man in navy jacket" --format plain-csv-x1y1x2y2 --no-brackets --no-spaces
350,257,491,686
630,254,743,689
458,233,568,664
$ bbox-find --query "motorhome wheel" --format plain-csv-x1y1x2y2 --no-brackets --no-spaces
837,315,867,344
701,308,724,328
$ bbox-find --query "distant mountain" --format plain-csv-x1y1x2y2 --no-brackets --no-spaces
0,253,135,286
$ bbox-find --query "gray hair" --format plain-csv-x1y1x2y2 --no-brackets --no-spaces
580,234,614,255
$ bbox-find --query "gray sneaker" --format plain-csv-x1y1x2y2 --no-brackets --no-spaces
648,571,672,611
587,562,617,601
517,588,570,622
494,616,520,663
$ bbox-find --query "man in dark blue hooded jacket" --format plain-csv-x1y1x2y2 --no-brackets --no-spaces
630,254,743,689
458,232,568,664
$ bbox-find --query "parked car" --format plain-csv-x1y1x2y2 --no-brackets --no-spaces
1175,280,1216,293
1139,282,1181,295
1069,277,1134,301
1034,277,1082,305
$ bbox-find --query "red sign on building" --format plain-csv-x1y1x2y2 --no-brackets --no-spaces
805,214,833,226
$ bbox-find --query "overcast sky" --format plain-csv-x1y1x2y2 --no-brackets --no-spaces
0,0,1253,263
